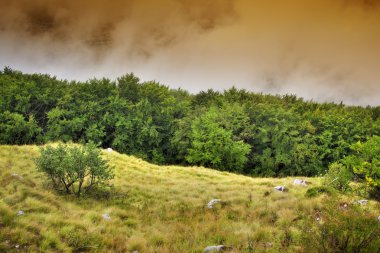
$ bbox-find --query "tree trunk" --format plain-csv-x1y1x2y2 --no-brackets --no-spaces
61,178,70,193
77,180,83,197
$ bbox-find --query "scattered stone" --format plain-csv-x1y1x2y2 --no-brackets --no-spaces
207,199,222,209
293,179,307,186
203,245,231,252
11,173,23,179
102,213,111,220
15,245,19,249
315,209,322,223
17,210,24,216
378,215,380,222
132,251,139,253
274,186,286,192
107,148,113,152
265,242,273,248
356,199,368,205
339,202,348,210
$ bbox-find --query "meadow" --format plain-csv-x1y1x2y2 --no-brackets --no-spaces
1,145,379,252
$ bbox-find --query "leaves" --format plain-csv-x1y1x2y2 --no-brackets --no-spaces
1,67,379,177
186,108,251,172
35,143,114,196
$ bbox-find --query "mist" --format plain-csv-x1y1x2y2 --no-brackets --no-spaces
0,0,379,105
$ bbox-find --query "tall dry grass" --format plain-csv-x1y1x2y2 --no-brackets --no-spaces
0,145,379,252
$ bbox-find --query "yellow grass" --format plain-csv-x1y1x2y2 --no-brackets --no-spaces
0,145,379,252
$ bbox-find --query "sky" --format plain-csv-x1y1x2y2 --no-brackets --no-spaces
0,0,379,105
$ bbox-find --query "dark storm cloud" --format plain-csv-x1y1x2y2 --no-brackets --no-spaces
0,0,379,105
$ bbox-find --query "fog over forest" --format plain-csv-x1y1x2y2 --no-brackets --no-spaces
0,0,379,105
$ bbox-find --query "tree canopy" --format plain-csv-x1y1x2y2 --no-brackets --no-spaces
1,67,379,176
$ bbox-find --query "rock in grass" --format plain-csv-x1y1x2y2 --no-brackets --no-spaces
203,245,229,252
102,213,111,220
11,173,23,179
274,186,286,192
293,179,307,186
378,215,380,222
339,202,349,210
17,210,24,216
207,199,222,209
356,199,368,205
107,148,113,152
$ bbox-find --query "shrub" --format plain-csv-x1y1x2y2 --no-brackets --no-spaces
300,200,380,253
342,136,380,198
60,225,100,251
0,112,41,144
323,162,353,192
35,143,114,196
305,186,333,198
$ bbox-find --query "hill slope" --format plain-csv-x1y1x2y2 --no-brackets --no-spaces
0,145,379,253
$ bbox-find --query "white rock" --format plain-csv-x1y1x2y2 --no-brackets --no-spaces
293,179,307,186
17,210,24,216
15,245,19,249
102,213,111,220
203,245,227,252
11,173,23,179
356,199,368,205
107,148,113,152
274,186,286,192
377,215,380,222
207,199,222,209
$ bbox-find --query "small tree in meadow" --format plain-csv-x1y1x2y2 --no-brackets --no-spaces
35,143,114,196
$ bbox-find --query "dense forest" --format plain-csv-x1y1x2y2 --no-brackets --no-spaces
1,67,379,177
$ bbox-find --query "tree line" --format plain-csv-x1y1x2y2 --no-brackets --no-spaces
1,67,380,176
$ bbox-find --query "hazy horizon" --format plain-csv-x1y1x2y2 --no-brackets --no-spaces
1,0,379,106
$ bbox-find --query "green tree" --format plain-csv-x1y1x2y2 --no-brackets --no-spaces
35,143,114,196
0,111,41,144
343,136,380,198
186,108,251,172
323,162,353,192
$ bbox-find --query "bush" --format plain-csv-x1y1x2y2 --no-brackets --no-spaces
301,200,380,253
323,162,353,192
35,143,114,197
305,186,333,198
341,136,380,198
0,112,41,144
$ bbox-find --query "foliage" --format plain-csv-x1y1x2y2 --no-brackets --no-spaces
1,67,380,176
323,162,353,192
0,111,41,144
305,186,333,198
186,108,251,172
301,200,380,253
35,143,113,196
342,136,380,198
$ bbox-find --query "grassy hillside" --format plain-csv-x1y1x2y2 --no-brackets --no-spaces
0,145,379,253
